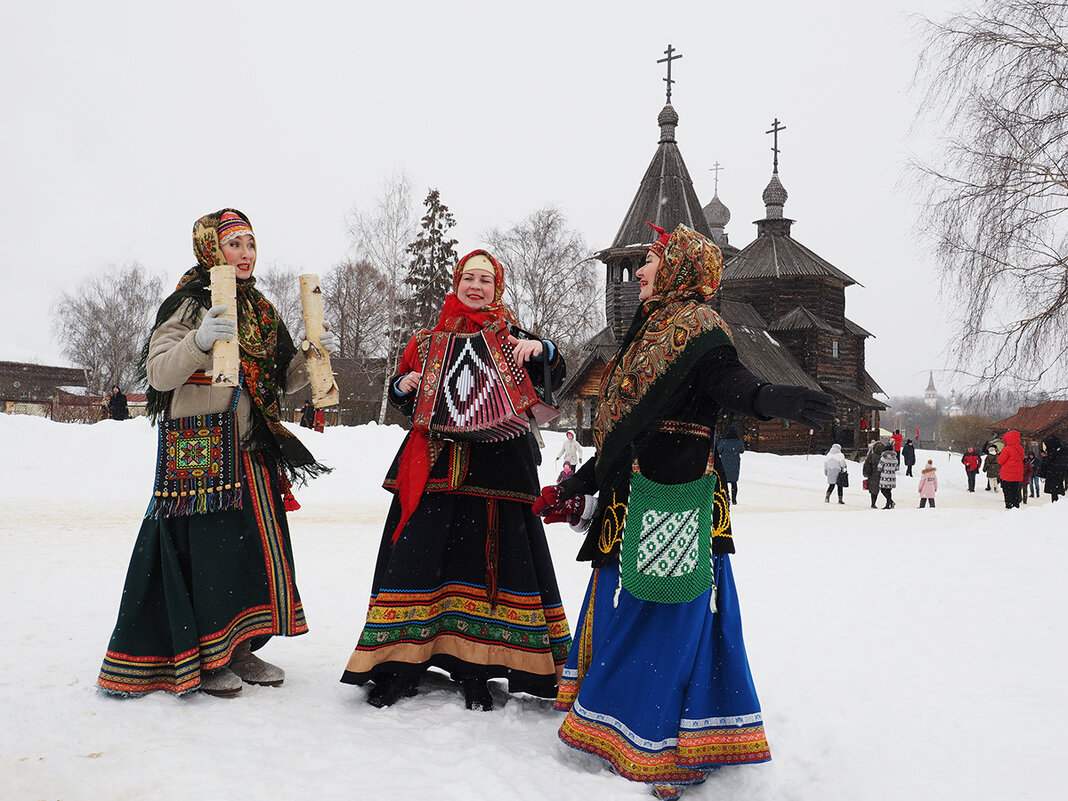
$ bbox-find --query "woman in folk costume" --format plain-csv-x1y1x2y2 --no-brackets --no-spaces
533,224,835,800
97,209,335,698
341,250,571,711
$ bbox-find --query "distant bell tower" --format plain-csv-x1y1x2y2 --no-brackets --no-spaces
924,371,938,409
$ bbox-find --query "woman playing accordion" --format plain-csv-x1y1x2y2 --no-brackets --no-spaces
341,250,572,711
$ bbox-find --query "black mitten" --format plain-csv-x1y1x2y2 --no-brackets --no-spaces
755,384,837,429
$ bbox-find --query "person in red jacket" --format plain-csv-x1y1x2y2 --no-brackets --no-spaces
961,447,982,492
997,430,1025,509
892,429,904,456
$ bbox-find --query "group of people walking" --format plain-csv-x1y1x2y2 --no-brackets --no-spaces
966,434,1067,506
94,211,836,800
822,428,1068,511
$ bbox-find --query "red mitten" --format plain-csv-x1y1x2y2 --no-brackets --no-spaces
532,485,562,517
541,493,585,525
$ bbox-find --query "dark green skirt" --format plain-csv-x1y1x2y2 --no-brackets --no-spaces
98,452,307,696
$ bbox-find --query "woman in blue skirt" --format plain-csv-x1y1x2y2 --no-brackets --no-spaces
534,223,834,800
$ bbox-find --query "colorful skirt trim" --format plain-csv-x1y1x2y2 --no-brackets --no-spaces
98,452,307,696
557,559,770,785
342,492,571,698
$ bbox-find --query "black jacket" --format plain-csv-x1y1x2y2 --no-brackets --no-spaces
902,442,916,466
565,345,765,566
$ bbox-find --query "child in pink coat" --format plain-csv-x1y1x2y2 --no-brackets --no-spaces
918,460,938,508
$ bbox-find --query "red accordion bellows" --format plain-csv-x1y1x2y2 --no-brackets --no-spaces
412,321,553,442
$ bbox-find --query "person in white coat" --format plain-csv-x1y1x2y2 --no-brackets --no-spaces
824,443,848,504
556,429,583,467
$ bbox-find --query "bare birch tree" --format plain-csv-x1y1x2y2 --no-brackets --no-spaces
51,262,165,393
322,258,388,360
255,262,303,338
483,206,602,352
345,170,419,422
912,0,1068,393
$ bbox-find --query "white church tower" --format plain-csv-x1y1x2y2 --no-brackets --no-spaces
924,371,938,410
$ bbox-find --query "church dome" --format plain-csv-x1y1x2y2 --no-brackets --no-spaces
657,104,679,143
762,172,789,219
703,193,731,229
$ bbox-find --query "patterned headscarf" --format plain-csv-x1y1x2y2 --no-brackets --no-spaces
592,224,732,485
141,209,325,483
428,249,520,334
216,211,254,247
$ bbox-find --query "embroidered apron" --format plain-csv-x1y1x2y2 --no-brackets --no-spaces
620,446,717,605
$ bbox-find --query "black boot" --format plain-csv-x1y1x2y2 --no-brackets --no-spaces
825,488,832,503
366,673,419,708
459,676,494,711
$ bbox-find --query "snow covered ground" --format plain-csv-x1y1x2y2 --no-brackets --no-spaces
1,415,1065,801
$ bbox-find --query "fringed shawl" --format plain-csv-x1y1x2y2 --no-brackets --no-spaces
139,208,328,484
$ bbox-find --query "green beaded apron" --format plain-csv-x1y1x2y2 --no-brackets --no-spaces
619,445,717,605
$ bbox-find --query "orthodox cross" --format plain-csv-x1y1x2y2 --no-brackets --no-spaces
766,117,786,173
657,44,683,103
710,161,724,194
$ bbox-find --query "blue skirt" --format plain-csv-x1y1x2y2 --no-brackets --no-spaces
557,556,770,786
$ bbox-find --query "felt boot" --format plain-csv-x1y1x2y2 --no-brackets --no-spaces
200,666,242,697
366,673,419,708
230,640,284,687
459,676,494,711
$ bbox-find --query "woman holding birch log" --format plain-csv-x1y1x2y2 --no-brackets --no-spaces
341,249,572,712
532,223,835,800
97,209,337,698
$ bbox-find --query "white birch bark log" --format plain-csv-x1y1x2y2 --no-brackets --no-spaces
299,274,340,408
210,264,240,386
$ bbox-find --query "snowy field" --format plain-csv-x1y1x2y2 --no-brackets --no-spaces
1,414,1065,801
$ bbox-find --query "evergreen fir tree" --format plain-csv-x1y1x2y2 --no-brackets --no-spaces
404,189,458,329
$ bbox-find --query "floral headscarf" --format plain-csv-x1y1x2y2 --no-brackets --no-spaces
140,209,326,483
592,224,733,485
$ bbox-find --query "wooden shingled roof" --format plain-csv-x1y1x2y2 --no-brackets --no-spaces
990,401,1068,439
558,325,618,397
609,104,714,249
768,306,841,334
718,300,821,390
844,317,874,338
722,232,858,286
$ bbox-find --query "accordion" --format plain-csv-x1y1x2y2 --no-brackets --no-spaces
412,321,558,442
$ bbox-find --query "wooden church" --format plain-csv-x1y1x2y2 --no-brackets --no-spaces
560,71,885,455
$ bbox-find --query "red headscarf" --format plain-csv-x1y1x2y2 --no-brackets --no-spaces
392,249,519,542
430,249,518,333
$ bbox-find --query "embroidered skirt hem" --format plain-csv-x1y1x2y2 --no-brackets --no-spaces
555,560,770,784
341,493,571,698
97,452,307,697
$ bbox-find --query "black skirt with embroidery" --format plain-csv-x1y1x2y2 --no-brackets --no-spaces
98,452,307,696
342,437,572,698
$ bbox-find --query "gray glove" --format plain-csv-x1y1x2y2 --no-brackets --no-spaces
319,328,339,356
194,305,237,352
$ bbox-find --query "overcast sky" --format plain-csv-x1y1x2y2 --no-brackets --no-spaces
1,0,961,398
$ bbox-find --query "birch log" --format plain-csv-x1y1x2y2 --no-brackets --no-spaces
299,273,340,408
210,264,240,386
